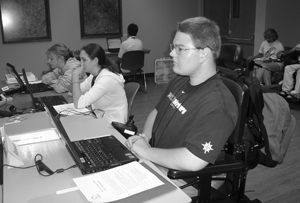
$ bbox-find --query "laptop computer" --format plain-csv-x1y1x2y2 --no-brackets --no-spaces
43,99,139,175
106,37,122,53
21,68,68,112
6,63,53,93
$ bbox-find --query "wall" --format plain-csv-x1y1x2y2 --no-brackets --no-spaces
254,0,267,54
0,0,200,79
254,0,300,54
265,0,300,48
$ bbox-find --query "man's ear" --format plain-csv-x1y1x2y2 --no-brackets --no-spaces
199,47,211,62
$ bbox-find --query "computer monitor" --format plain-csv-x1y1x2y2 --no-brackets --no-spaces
106,37,122,53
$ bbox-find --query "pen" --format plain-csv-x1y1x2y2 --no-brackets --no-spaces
91,109,98,118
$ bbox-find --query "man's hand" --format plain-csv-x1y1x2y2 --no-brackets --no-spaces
125,134,151,158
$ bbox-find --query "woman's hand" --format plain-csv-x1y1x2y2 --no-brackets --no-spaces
67,58,83,75
50,79,58,84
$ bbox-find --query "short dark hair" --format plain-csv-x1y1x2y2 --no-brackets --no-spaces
127,23,138,36
264,28,279,41
81,43,120,74
177,17,221,59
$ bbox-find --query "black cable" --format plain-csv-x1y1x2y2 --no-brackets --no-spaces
2,164,36,169
56,108,105,119
1,154,78,179
34,154,78,177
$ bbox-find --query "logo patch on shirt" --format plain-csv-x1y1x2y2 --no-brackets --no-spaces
167,92,187,114
202,141,214,154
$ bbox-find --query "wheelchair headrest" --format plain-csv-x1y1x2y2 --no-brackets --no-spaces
217,44,244,65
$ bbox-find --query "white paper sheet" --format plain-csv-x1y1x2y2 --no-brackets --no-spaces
53,103,90,116
73,161,164,203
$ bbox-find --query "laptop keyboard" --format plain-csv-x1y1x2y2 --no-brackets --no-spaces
75,138,117,167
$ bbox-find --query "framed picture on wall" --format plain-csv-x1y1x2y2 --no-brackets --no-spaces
0,0,51,44
79,0,122,39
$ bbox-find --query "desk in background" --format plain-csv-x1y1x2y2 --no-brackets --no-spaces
105,48,151,57
105,48,151,62
1,91,190,203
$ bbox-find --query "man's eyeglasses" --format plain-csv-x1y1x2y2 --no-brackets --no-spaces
170,44,202,55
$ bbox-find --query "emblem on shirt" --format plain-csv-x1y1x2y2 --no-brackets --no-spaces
167,92,187,114
202,141,214,154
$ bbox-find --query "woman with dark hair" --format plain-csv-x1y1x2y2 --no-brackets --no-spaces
42,43,86,93
249,28,284,85
71,43,128,124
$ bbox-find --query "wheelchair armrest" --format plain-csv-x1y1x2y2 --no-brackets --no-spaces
167,159,244,180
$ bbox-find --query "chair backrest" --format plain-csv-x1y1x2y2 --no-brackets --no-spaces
124,82,140,118
217,43,244,69
121,51,145,73
221,77,248,159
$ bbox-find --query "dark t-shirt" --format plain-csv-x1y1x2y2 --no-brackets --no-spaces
152,74,238,164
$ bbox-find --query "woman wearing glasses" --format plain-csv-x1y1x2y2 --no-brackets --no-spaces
249,29,284,85
71,43,128,124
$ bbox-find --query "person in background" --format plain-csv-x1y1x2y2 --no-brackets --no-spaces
125,16,238,196
280,43,300,98
249,29,284,85
117,23,143,72
42,43,86,93
71,43,128,124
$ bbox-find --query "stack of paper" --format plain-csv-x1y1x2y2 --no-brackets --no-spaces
5,72,37,84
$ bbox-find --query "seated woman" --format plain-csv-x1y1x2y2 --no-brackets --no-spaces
249,29,284,85
280,43,300,98
71,43,128,124
41,43,86,93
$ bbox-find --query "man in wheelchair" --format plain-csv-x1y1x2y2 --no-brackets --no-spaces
125,16,238,197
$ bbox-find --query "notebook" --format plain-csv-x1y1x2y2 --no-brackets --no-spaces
43,99,139,175
6,63,53,93
21,68,67,112
106,37,122,53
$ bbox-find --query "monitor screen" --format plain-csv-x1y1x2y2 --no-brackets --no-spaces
107,38,122,49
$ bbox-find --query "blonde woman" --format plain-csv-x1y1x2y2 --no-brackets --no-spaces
42,43,86,93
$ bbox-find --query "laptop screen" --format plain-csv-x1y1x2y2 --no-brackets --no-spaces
21,68,35,102
6,63,26,90
106,38,122,52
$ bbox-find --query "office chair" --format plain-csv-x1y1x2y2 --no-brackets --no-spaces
121,50,147,93
217,44,245,80
167,77,260,203
124,82,140,119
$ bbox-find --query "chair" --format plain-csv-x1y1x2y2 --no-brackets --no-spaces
124,82,140,119
217,44,245,80
121,50,147,92
167,77,257,202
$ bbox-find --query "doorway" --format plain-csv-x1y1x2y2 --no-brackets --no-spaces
203,0,256,58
